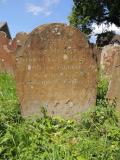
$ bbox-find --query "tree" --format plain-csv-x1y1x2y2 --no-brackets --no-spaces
69,0,120,36
96,31,115,47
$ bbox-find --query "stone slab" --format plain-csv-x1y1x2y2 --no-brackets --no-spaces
15,23,98,119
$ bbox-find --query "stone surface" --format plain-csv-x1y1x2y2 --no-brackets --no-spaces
100,45,118,77
0,31,14,74
12,32,28,49
89,43,101,68
15,23,98,119
107,46,120,111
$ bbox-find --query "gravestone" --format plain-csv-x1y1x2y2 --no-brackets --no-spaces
100,45,118,77
15,23,98,119
107,46,120,111
0,31,14,74
11,32,28,50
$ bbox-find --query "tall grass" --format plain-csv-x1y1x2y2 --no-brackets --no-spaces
0,73,120,160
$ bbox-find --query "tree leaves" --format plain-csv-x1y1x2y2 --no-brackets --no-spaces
69,0,120,36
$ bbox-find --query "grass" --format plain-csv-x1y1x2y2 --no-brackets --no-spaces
0,73,120,160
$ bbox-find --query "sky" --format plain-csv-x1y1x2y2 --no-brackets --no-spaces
0,0,120,42
0,0,73,38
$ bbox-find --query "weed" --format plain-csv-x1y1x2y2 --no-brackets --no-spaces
0,73,120,160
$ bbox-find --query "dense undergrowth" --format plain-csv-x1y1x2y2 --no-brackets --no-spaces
0,73,120,160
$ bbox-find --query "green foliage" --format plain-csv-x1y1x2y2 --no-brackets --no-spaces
1,73,120,159
97,72,109,102
69,0,120,36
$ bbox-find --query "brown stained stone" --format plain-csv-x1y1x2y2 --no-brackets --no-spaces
0,31,14,74
89,44,101,68
100,45,119,77
11,32,28,50
15,23,98,119
107,46,120,111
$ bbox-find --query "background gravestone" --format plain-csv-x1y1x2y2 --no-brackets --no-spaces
100,45,118,77
15,23,98,119
107,46,120,111
0,31,14,75
11,32,28,50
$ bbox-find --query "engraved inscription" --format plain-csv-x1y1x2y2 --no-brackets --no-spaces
15,23,97,119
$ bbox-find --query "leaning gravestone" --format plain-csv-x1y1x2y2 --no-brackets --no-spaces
15,23,98,119
100,45,118,77
107,46,120,111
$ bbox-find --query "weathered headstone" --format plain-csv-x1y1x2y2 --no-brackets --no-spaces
12,32,28,49
100,45,118,77
15,23,98,119
107,46,120,111
0,31,14,74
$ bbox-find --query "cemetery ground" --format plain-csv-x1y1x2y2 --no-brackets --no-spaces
1,73,120,160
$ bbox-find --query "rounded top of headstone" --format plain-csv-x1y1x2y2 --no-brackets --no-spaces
15,32,28,45
29,23,88,49
15,23,97,119
11,32,29,50
15,32,28,39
